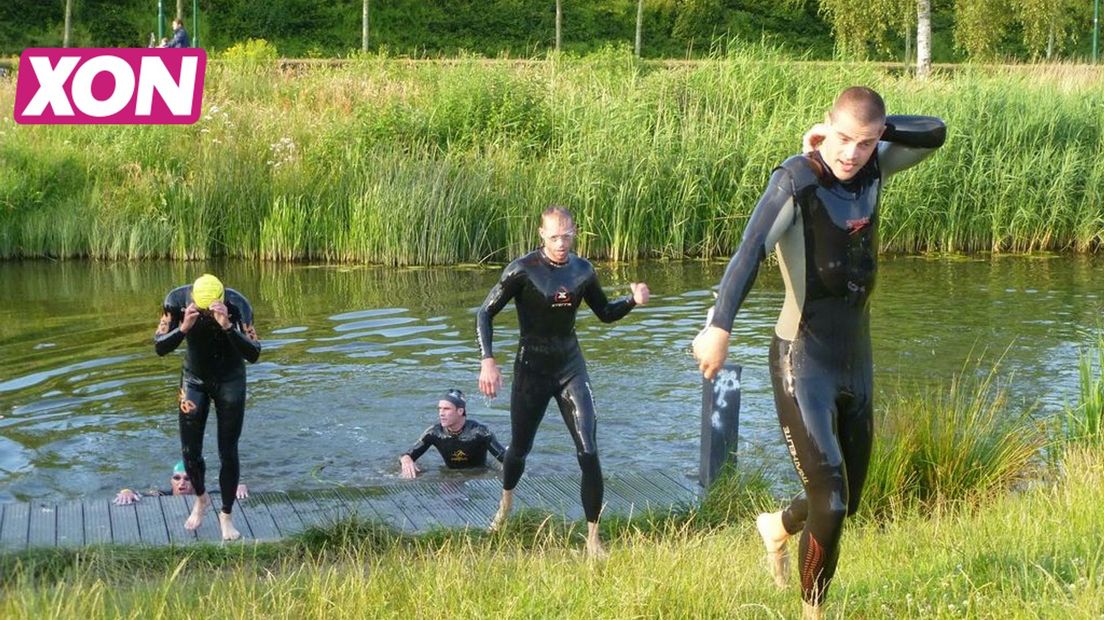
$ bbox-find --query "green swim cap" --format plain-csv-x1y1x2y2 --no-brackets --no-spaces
192,273,224,310
173,461,186,474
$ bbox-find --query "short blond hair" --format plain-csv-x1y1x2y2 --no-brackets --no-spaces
829,86,886,125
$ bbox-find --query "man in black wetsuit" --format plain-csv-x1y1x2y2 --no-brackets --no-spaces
154,273,261,541
477,206,650,557
399,389,505,478
693,87,946,618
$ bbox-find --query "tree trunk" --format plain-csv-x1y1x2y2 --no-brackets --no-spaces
635,0,643,58
176,0,183,20
904,25,912,65
362,0,370,52
63,0,73,47
555,0,562,52
916,0,932,79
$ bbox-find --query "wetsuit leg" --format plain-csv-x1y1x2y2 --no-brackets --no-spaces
554,370,602,523
502,365,554,491
213,376,246,515
178,378,212,497
769,337,849,606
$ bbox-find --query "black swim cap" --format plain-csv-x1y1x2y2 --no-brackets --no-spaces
442,389,466,410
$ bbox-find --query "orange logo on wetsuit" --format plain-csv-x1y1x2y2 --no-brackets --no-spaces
179,389,197,414
846,217,870,234
450,449,469,463
551,287,573,308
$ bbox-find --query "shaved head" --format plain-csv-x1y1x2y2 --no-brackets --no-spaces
541,205,574,227
829,86,886,125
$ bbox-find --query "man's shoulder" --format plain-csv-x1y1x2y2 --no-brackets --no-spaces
224,288,253,309
775,155,823,190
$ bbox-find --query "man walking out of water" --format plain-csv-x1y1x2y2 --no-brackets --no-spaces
477,206,650,557
154,273,260,541
693,87,945,618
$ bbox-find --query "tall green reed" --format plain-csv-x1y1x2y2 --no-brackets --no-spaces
1,50,1102,263
1065,336,1104,446
863,357,1046,518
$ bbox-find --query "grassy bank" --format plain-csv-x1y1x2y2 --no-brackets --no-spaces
2,445,1101,618
1,50,1103,264
5,351,1098,617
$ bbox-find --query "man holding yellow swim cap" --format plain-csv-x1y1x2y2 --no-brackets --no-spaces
154,273,261,541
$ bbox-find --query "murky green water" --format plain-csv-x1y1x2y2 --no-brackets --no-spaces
0,256,1101,503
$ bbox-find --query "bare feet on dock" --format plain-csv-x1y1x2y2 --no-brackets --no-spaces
184,493,210,531
218,511,241,541
756,511,790,588
489,490,514,532
585,521,607,560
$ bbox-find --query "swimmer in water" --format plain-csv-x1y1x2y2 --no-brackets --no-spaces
399,389,505,478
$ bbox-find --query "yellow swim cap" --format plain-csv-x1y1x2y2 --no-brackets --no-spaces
192,274,224,310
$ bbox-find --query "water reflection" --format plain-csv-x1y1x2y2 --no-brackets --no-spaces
0,256,1101,503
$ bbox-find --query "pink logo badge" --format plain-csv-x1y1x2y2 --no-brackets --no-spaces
14,48,206,125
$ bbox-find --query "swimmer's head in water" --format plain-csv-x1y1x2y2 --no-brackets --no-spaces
192,273,224,310
171,461,194,495
821,86,887,182
439,389,467,430
540,205,576,264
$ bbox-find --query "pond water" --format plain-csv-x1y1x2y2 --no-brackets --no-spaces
0,256,1100,503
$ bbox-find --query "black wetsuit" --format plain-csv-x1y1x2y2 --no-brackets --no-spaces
477,249,637,522
403,419,506,469
154,285,261,515
711,115,946,605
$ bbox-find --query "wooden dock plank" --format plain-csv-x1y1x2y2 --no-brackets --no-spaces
256,492,304,538
55,500,84,547
83,500,113,546
0,502,29,551
132,496,169,546
159,495,197,545
236,497,280,542
28,503,56,548
8,473,701,549
359,489,419,532
108,502,143,545
398,483,467,530
378,485,438,531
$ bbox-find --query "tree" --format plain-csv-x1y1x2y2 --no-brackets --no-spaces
916,0,931,77
177,0,183,20
63,0,73,47
362,0,370,52
555,0,562,52
635,0,644,57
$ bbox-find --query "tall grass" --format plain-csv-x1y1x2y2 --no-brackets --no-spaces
1,50,1103,264
863,358,1046,518
1065,336,1104,446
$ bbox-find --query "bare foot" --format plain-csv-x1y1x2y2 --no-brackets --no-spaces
756,511,790,588
585,522,607,560
184,493,210,531
489,490,514,532
218,511,241,541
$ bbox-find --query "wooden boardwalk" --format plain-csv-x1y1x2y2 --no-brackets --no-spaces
0,472,699,551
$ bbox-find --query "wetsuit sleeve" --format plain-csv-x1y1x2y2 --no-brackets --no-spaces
476,262,526,359
878,114,947,178
710,167,798,331
403,427,435,461
227,294,261,364
582,268,636,323
154,294,186,356
484,428,506,463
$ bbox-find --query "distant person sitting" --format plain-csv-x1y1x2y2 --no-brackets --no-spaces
399,389,505,478
166,18,190,48
113,461,249,505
